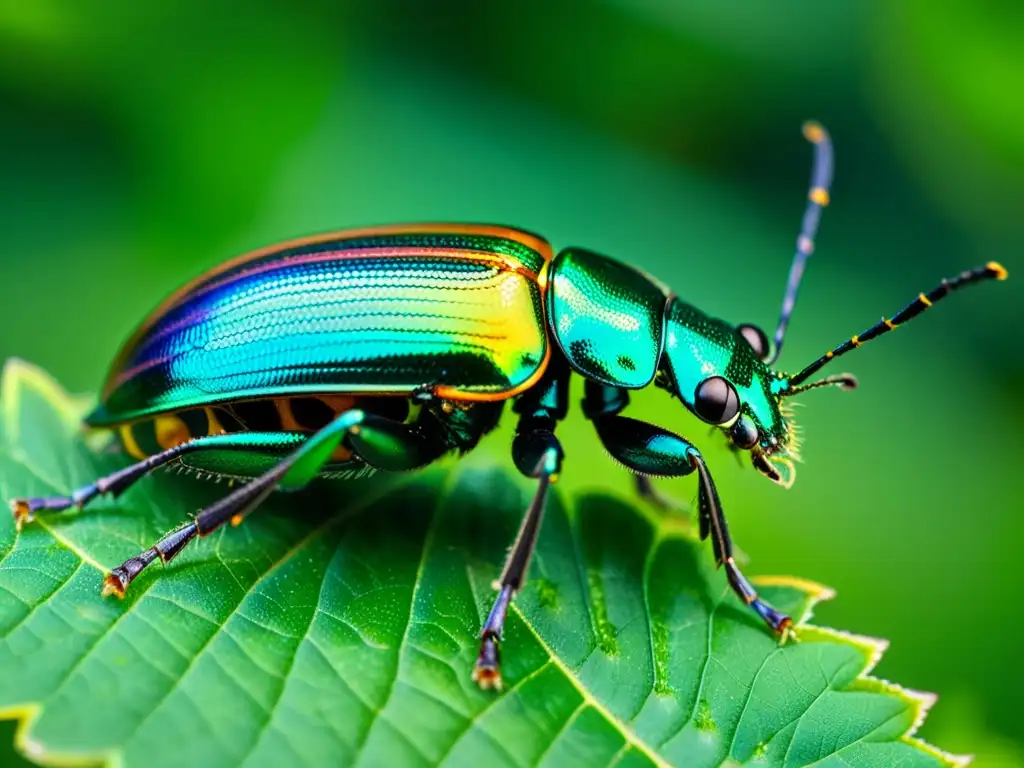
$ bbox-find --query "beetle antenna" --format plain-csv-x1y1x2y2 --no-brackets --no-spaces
767,121,833,365
780,372,857,397
788,262,1008,388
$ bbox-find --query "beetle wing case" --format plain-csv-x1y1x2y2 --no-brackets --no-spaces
88,225,554,426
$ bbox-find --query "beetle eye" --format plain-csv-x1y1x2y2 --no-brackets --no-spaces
737,323,770,361
693,376,740,425
730,414,759,449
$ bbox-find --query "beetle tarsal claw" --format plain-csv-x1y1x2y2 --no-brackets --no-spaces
473,633,504,691
472,666,503,692
777,617,798,646
100,552,156,598
10,499,33,531
101,571,129,599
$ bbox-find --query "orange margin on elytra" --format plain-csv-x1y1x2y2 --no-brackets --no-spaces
100,224,555,401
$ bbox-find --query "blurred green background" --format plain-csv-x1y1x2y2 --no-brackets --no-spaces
1,1,1021,764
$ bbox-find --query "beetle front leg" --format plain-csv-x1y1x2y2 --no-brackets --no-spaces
581,380,686,512
588,408,793,641
10,458,171,531
103,410,450,597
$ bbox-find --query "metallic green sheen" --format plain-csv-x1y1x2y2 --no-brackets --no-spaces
89,238,548,425
179,432,308,478
547,248,670,388
662,299,788,450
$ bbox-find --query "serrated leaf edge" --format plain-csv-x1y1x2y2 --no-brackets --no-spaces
788,620,969,767
0,359,969,768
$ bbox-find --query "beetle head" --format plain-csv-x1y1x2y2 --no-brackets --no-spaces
659,303,809,488
656,124,1004,488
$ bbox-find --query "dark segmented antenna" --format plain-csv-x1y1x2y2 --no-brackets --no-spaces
781,372,858,398
767,121,834,364
788,262,1008,388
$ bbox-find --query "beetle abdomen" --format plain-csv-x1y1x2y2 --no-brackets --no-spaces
116,394,412,465
89,227,551,425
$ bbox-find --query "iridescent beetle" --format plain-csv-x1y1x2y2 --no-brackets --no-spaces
11,123,1006,689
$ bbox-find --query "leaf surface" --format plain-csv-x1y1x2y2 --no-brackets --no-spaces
0,360,962,767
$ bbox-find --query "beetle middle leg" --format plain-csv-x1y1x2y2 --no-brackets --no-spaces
101,410,451,597
473,358,568,690
584,382,793,640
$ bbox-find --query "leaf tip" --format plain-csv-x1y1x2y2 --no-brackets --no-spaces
1,357,82,439
798,627,972,766
3,702,120,768
1,357,32,379
906,687,939,733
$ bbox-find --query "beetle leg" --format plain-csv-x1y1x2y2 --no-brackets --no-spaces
474,436,563,691
338,411,451,474
9,432,310,531
581,381,688,508
584,387,793,641
689,455,794,641
102,410,452,597
8,438,258,531
473,358,569,690
102,453,300,598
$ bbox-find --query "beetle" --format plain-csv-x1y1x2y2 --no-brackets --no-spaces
10,123,1006,690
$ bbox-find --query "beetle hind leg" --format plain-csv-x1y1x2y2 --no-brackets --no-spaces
10,442,197,530
102,451,300,598
103,410,452,597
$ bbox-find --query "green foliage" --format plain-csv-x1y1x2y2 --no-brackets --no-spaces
0,361,962,767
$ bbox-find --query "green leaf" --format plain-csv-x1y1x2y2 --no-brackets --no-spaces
0,360,963,767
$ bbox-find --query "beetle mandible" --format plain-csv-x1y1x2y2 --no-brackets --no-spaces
10,123,1007,689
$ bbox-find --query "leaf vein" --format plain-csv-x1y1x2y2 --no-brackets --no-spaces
0,559,83,641
531,701,586,768
510,602,671,768
433,660,554,767
232,536,336,766
350,472,455,766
